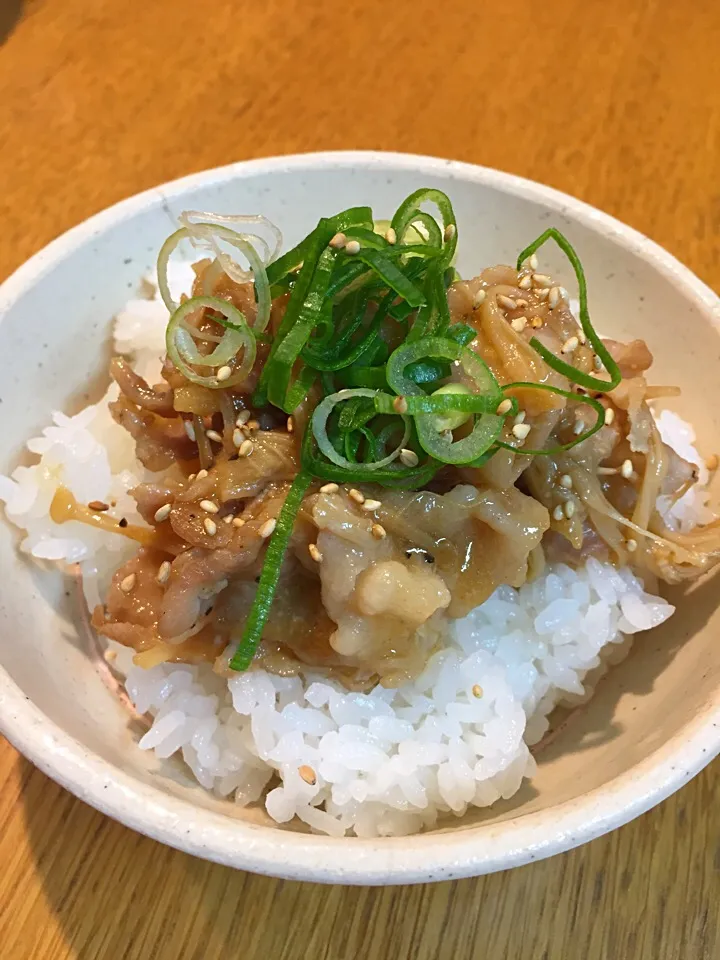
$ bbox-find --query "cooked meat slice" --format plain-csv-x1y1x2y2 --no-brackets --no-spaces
110,357,175,415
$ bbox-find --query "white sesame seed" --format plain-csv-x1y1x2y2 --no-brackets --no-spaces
548,286,561,309
573,419,585,435
371,523,386,539
184,421,196,441
705,454,719,471
626,538,638,553
515,299,528,308
232,428,245,447
498,294,518,311
512,423,531,440
393,396,408,414
120,573,136,593
620,459,634,479
511,317,528,333
597,466,620,475
235,410,251,427
216,365,232,382
536,288,550,301
223,514,234,524
232,516,245,527
496,398,513,416
561,336,579,354
528,253,539,271
530,316,544,328
156,561,171,584
259,518,277,539
444,223,456,242
518,275,533,290
472,289,487,309
308,543,323,563
206,429,223,443
385,227,397,245
557,286,569,302
319,482,339,494
362,499,382,511
238,439,254,457
578,330,587,345
532,273,552,289
104,649,118,663
552,504,564,522
564,500,576,519
472,684,483,698
188,473,196,482
344,240,361,255
298,764,317,785
329,232,346,249
286,416,294,433
200,499,219,514
514,410,526,424
203,517,217,536
560,474,573,489
196,469,208,480
399,448,419,467
349,488,365,504
154,503,171,523
594,355,603,370
604,407,616,426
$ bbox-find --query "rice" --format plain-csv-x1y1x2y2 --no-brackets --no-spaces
0,275,699,838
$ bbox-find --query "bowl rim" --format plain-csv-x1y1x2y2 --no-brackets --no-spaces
1,149,720,885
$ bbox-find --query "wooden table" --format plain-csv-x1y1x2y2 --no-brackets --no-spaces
1,1,719,956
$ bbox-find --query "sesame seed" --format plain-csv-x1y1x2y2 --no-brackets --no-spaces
298,764,317,785
530,316,544,328
206,429,223,443
399,448,419,467
444,223,456,242
319,482,339,494
232,516,245,527
236,410,251,427
104,649,118,663
329,232,347,249
188,473,196,482
308,543,323,563
515,299,528,308
532,273,552,289
561,336,579,354
498,294,518,311
548,286,561,309
472,289,487,309
604,407,616,426
577,330,587,345
626,538,638,553
157,561,171,584
511,317,528,333
496,399,513,415
259,518,277,539
232,428,244,447
216,365,232,382
512,423,531,440
349,488,365,504
200,499,219,514
514,410,526,424
472,684,483,698
184,421,196,441
196,469,208,480
518,275,533,290
597,466,619,475
528,253,539,271
88,500,109,512
286,416,294,433
620,459,634,479
393,396,408,414
203,517,217,536
344,240,361,255
573,419,585,435
371,523,386,539
385,227,397,245
559,474,573,489
362,499,382,511
246,419,260,432
594,354,603,370
564,500,576,519
223,514,234,524
154,503,172,522
705,454,719,471
120,573,136,593
552,504,564,522
238,439,254,457
536,288,550,301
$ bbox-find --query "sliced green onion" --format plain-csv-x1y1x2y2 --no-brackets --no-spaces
391,188,458,268
312,389,411,471
229,471,313,671
431,383,473,431
165,296,256,388
516,228,621,392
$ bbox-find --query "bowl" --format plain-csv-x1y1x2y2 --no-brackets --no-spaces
1,151,719,885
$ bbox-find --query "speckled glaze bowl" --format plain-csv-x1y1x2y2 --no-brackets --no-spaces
1,152,719,884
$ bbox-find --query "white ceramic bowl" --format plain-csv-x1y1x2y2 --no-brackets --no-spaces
1,152,719,885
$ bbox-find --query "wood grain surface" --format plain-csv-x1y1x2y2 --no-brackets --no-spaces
1,0,719,957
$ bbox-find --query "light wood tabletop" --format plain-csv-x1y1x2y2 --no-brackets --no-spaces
1,1,719,957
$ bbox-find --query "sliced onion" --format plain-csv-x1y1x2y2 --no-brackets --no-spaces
166,296,256,389
312,388,410,471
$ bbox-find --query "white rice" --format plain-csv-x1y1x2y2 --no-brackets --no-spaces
0,273,704,838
